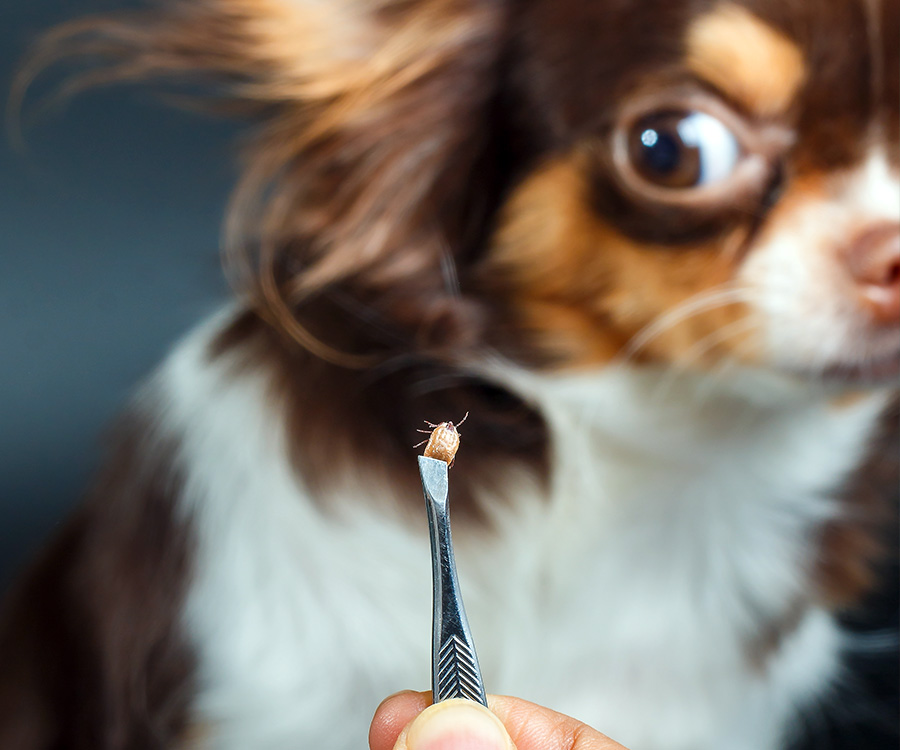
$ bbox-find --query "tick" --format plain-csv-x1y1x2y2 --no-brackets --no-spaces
415,413,468,468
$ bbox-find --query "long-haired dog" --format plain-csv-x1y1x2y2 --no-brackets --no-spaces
1,1,898,748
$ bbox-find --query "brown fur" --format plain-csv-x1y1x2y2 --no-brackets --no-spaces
18,0,510,366
686,4,806,117
481,153,755,369
746,596,810,673
0,414,194,749
208,308,549,522
816,399,899,609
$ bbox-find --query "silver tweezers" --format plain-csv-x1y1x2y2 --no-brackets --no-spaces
418,455,488,706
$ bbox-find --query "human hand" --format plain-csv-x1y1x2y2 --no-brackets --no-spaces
369,691,630,750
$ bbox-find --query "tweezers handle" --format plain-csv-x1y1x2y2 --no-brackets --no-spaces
418,456,488,706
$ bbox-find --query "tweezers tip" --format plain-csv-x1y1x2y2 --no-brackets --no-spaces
418,455,449,502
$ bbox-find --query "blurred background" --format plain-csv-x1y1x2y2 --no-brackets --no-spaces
1,2,896,749
1,0,235,590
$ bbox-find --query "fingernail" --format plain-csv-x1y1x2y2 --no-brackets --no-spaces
406,699,512,750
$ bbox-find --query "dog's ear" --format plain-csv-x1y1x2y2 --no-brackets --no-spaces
20,0,510,363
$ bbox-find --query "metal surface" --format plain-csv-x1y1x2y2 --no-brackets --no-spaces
418,455,488,706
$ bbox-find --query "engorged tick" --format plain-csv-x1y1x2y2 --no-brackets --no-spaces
414,412,468,468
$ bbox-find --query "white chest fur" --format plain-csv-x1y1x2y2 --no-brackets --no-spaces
155,317,887,750
473,367,886,749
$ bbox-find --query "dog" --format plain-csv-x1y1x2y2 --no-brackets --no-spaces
1,1,898,748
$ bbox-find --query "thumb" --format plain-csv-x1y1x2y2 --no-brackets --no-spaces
393,699,515,750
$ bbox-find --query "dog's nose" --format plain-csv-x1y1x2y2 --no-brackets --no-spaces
846,222,900,324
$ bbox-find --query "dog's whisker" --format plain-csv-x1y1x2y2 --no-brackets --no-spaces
618,285,752,365
648,316,760,405
410,373,472,397
437,231,462,298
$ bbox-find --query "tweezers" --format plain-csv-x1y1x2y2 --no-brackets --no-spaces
418,455,488,706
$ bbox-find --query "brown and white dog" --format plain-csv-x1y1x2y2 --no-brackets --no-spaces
1,1,898,748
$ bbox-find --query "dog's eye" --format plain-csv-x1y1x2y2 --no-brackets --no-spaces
627,111,741,189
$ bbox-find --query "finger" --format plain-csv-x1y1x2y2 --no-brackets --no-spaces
487,695,626,750
369,691,431,750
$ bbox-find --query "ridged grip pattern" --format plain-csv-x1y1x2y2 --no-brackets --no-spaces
437,635,485,703
419,456,488,706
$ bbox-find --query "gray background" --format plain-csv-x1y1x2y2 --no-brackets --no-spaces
1,0,237,590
